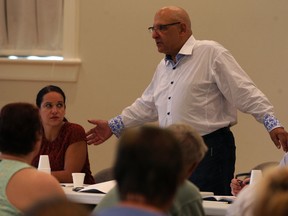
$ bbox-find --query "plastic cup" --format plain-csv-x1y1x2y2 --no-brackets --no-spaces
38,155,51,174
72,173,85,188
250,169,262,185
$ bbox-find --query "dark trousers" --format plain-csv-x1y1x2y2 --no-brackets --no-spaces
189,127,235,195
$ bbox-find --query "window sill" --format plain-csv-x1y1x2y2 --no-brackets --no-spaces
0,58,81,82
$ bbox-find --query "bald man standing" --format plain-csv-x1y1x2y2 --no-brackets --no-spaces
86,6,288,195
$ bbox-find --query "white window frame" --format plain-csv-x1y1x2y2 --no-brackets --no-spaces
0,0,81,82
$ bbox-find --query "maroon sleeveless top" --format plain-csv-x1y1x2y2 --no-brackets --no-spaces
32,122,95,184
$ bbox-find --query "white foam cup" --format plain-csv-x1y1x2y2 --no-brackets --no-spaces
38,168,51,174
38,155,51,174
72,173,85,188
250,169,262,185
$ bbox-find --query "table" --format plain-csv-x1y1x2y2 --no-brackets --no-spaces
203,201,230,216
63,185,230,216
62,184,105,205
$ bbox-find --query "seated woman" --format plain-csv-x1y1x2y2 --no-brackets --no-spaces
0,102,65,215
31,85,95,184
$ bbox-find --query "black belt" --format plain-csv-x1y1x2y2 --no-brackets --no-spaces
202,127,231,139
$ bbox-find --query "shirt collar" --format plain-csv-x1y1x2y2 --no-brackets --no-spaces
165,35,196,65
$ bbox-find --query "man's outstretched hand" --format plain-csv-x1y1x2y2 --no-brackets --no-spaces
269,127,288,152
86,119,113,145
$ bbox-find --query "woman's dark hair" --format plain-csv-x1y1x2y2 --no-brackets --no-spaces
0,103,42,155
36,85,66,108
36,85,67,122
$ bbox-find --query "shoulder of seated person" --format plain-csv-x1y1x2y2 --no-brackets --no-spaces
183,180,201,190
13,168,63,192
67,122,85,131
176,180,202,197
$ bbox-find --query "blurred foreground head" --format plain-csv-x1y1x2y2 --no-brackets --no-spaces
0,102,42,156
168,123,208,176
114,125,184,210
254,167,288,216
24,197,90,216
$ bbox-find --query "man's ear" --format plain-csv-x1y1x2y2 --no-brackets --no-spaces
179,22,187,34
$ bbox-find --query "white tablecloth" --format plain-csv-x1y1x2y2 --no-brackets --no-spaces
63,184,230,216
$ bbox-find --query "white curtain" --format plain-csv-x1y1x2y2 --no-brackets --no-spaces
0,0,63,56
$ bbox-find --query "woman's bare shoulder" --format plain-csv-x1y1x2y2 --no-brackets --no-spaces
6,168,65,212
9,168,65,196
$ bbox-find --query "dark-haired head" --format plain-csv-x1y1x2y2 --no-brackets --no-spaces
114,125,183,210
0,103,42,155
36,85,66,108
36,85,67,122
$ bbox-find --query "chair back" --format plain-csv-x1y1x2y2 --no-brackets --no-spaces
94,167,114,183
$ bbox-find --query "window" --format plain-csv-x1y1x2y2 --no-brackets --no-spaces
0,0,81,82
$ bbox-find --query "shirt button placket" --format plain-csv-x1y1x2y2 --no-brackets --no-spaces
167,80,174,124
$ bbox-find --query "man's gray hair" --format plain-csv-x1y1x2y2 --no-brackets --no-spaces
168,123,208,169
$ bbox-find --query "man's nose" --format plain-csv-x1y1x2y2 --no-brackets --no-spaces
152,30,159,39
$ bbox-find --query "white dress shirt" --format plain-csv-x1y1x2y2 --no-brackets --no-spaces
109,35,280,136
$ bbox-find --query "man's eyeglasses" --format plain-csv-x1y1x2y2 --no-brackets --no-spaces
148,22,181,33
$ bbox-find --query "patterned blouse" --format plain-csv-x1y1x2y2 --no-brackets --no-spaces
32,121,95,184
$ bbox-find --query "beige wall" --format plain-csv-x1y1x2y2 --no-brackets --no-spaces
1,0,288,176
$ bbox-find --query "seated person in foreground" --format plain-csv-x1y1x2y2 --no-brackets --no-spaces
94,123,208,216
0,103,65,215
31,85,94,184
230,160,280,196
23,197,90,216
95,126,184,216
226,155,286,216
